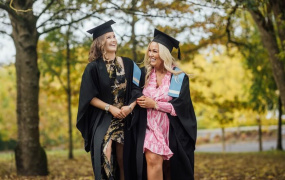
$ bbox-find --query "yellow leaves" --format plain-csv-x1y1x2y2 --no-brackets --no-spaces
0,40,89,149
195,152,285,180
186,47,250,103
0,150,95,179
0,65,17,140
1,150,284,179
179,46,254,128
168,1,192,13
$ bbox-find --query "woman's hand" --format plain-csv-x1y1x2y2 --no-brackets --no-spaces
121,101,136,117
109,105,126,119
137,96,156,109
121,106,132,117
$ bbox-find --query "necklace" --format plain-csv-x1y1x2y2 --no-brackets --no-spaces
104,58,115,64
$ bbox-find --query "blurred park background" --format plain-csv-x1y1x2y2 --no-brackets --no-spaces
0,0,285,179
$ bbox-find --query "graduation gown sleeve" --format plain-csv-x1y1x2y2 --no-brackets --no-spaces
169,75,197,144
168,75,197,180
76,62,100,152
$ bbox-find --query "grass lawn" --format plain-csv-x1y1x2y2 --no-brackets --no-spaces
0,149,284,179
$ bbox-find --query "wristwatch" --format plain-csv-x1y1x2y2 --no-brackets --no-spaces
105,104,110,113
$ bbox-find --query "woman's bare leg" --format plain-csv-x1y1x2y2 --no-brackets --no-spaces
145,150,163,180
105,140,113,163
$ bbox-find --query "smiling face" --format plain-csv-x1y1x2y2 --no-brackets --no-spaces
104,32,117,53
148,42,164,69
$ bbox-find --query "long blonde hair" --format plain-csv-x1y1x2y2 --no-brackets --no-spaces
88,34,109,62
144,42,183,86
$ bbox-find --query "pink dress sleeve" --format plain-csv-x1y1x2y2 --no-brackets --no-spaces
156,101,177,116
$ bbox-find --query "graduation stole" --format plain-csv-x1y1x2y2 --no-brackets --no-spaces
168,67,185,98
132,62,141,86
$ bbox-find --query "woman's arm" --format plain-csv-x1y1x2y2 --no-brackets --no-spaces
121,100,137,117
156,101,177,116
90,97,125,119
137,96,176,116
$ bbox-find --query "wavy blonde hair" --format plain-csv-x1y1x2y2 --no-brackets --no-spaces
144,42,183,86
88,34,111,62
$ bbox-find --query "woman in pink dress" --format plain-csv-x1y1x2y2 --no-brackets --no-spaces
135,29,197,180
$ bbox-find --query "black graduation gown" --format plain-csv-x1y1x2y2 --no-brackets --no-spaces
76,57,141,180
125,67,197,180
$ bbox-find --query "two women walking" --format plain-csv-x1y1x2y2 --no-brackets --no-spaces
77,20,197,180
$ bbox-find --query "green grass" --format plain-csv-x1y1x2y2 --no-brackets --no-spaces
0,149,285,179
0,151,14,161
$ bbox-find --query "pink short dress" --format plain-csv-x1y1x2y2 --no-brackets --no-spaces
143,69,177,160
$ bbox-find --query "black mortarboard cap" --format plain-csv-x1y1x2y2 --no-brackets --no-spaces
152,29,181,59
87,20,116,40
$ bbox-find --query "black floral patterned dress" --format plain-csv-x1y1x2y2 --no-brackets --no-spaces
101,57,127,179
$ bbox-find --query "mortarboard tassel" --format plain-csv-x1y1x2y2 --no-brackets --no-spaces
178,47,181,60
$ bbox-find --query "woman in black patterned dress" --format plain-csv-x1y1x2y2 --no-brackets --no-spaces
76,20,142,180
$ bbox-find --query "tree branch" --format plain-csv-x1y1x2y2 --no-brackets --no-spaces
37,6,113,29
36,0,56,19
225,4,249,47
1,21,11,26
107,2,195,20
183,33,226,54
0,29,12,37
39,13,96,36
0,1,19,19
269,0,285,49
247,2,274,32
41,58,67,91
186,0,225,10
37,7,79,28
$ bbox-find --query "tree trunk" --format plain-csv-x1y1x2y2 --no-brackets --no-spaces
270,0,285,49
221,127,225,152
8,4,48,176
249,10,285,112
66,29,73,159
277,96,283,151
257,116,263,152
131,0,138,62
